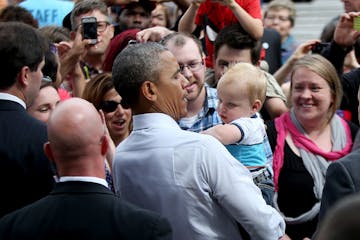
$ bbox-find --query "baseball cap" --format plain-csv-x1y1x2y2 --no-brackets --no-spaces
122,0,156,13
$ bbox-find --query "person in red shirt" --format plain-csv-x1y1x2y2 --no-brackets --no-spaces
179,0,263,68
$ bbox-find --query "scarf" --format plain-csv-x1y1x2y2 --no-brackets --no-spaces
273,109,352,224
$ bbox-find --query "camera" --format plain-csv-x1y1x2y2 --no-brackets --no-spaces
81,16,97,45
354,16,360,31
311,42,329,54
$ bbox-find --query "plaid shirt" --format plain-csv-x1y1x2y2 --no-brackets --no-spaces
264,135,274,177
179,85,222,132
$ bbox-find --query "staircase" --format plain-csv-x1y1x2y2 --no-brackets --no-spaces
263,0,343,44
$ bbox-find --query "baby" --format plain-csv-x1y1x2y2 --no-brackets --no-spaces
202,62,274,205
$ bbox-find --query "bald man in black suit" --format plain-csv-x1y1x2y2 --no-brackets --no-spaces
0,98,172,240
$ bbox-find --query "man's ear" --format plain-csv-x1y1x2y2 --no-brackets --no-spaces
100,135,108,156
109,25,115,39
141,81,157,102
70,30,77,41
44,142,55,163
17,66,30,88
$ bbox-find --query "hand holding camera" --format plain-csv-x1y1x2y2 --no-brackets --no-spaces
334,12,360,48
311,42,329,54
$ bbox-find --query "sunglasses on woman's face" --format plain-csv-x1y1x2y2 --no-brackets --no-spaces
100,101,120,113
99,100,129,113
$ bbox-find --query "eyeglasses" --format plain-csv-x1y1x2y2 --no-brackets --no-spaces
96,21,110,33
179,60,204,74
99,100,129,113
74,21,110,32
265,15,291,22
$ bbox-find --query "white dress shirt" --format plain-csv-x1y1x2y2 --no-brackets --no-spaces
0,93,26,109
113,113,285,240
59,176,108,188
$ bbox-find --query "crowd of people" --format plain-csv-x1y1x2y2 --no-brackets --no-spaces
1,0,360,239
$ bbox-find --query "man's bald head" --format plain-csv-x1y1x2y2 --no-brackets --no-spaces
46,98,107,176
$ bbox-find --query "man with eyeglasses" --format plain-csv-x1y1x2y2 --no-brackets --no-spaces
161,32,222,132
69,0,114,80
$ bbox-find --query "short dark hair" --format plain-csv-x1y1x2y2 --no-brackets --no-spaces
112,42,167,108
0,22,46,89
38,26,71,43
0,5,39,28
214,23,261,65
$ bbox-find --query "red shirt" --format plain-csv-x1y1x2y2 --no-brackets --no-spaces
195,0,262,68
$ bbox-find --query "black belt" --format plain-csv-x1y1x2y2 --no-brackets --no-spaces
251,168,272,184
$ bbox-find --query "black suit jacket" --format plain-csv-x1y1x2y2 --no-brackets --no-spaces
0,100,55,218
0,181,172,240
319,133,360,222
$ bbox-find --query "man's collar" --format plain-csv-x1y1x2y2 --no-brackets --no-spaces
59,176,108,188
0,93,26,109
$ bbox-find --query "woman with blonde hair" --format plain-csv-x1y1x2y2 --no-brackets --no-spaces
266,54,358,239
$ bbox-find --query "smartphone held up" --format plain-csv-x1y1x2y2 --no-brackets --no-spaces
81,16,98,44
354,16,360,31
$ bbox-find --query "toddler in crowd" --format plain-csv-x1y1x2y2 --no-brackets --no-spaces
202,62,274,205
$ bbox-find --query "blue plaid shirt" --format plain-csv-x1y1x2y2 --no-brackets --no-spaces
179,85,222,132
264,134,274,177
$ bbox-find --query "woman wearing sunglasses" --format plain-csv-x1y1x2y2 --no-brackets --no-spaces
82,73,132,191
82,72,132,147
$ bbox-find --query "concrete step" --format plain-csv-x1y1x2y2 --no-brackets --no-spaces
263,0,343,43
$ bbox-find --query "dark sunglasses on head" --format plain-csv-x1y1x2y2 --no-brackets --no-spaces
99,100,129,113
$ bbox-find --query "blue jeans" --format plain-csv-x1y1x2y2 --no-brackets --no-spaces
251,168,275,206
257,179,275,206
